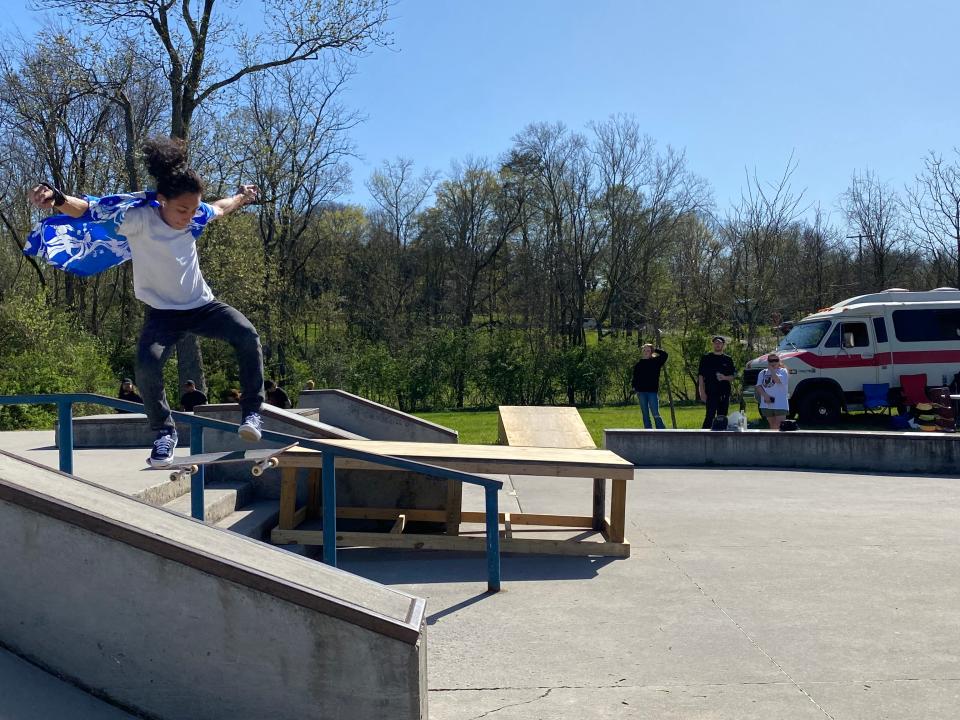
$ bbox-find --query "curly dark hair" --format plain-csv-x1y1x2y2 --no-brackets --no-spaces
141,136,204,198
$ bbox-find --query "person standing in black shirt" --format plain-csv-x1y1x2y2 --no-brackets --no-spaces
179,380,208,411
631,344,669,429
698,335,736,429
265,379,292,409
117,378,143,413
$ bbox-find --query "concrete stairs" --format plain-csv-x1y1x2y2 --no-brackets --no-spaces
152,473,279,541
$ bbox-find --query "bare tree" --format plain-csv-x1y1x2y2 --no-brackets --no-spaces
226,62,359,378
510,122,599,347
905,150,960,288
590,115,710,339
842,169,907,292
794,205,844,313
36,0,391,141
723,158,804,350
367,157,437,248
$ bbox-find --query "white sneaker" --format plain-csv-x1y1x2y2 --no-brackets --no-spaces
238,412,263,442
148,428,178,468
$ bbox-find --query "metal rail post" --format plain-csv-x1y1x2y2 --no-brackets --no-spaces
322,451,337,567
190,423,205,520
57,400,73,475
485,486,502,592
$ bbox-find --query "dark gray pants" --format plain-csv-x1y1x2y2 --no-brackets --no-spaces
136,301,264,431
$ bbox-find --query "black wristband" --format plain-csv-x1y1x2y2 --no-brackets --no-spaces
39,181,67,207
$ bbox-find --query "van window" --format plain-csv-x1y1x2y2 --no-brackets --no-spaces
778,320,831,350
873,317,888,343
824,321,870,348
892,309,960,342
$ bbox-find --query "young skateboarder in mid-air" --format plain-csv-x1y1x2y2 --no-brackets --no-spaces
28,136,265,467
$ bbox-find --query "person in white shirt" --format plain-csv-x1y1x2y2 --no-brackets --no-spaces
29,136,265,467
756,353,789,430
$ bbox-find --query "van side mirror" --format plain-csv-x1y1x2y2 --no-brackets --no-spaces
843,332,855,348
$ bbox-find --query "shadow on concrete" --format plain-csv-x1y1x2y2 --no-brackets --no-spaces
425,592,493,625
335,548,619,586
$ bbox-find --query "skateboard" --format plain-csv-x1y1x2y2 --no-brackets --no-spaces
167,443,299,481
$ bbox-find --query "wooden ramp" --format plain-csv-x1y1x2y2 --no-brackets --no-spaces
271,441,636,557
497,405,596,448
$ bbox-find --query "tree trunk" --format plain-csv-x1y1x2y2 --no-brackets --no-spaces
177,336,206,396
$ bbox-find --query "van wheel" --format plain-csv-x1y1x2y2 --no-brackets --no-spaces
798,389,842,425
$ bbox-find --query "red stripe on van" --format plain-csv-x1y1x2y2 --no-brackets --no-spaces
891,350,960,364
789,349,960,368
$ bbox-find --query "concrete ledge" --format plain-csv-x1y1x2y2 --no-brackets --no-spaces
61,405,324,450
298,389,458,442
0,450,427,720
59,413,192,448
194,404,324,452
604,428,960,475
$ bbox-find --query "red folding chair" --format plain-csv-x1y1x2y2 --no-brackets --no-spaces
898,373,928,406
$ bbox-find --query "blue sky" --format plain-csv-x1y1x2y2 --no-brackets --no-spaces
7,0,959,222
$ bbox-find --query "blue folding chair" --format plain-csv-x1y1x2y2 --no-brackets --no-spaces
863,382,891,416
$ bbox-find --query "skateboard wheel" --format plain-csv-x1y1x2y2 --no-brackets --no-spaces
268,457,279,468
251,464,264,477
190,465,199,475
169,472,178,482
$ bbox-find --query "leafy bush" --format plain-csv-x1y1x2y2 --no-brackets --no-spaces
0,292,117,429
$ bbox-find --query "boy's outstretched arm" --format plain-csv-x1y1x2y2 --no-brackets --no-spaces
28,183,89,218
209,184,260,219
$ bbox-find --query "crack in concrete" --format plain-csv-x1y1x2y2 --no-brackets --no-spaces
430,676,960,694
465,687,552,719
637,528,837,720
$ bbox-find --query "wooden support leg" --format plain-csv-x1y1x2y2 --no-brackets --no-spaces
502,512,513,539
307,468,321,520
445,479,463,536
278,466,299,530
608,478,627,543
592,478,606,531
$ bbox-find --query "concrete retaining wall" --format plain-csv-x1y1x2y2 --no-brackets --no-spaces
604,428,960,475
0,451,427,720
298,389,458,442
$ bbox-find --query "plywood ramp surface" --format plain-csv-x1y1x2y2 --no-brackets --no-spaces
283,440,634,479
497,406,596,448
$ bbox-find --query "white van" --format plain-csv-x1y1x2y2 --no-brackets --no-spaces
743,288,960,423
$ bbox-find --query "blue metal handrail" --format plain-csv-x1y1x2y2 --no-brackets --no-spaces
0,393,502,591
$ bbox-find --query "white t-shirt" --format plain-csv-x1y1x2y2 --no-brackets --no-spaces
118,204,216,310
756,367,789,410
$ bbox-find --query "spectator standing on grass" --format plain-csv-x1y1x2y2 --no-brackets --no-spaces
698,335,737,429
755,353,789,429
631,343,669,429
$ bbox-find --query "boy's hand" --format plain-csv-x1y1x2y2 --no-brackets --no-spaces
29,182,65,210
238,184,260,205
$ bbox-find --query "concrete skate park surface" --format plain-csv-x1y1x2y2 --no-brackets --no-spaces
3,428,960,718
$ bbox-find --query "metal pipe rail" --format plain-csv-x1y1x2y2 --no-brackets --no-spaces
0,393,503,591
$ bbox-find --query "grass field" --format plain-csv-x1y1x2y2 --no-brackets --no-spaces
415,401,895,445
416,401,747,445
